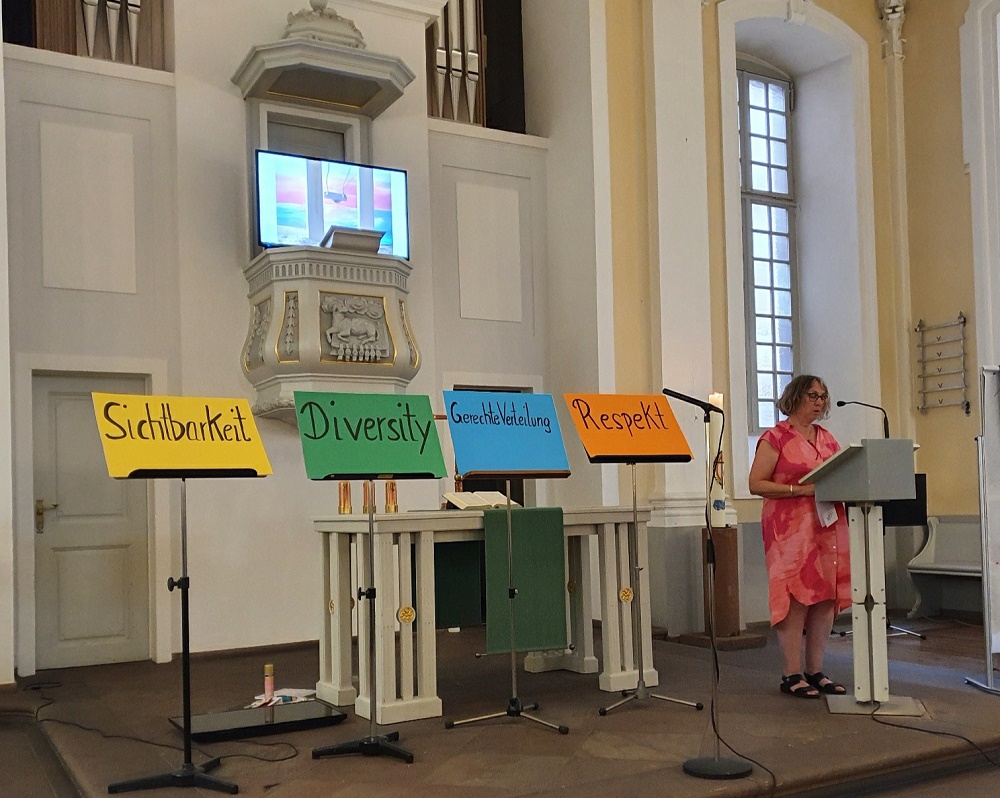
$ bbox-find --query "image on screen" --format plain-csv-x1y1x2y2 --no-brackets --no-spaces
256,150,409,259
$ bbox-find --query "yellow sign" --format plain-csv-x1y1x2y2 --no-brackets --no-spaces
92,393,272,478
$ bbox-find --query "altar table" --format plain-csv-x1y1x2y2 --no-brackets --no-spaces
314,506,656,724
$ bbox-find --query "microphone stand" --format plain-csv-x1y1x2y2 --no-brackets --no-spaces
662,388,752,780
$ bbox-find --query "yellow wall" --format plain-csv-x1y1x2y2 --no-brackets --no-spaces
605,0,656,501
902,0,979,514
605,0,979,516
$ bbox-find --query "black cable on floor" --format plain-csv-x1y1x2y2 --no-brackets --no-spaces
867,700,1000,769
24,682,300,766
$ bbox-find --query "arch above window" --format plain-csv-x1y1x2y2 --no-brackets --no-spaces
717,0,880,497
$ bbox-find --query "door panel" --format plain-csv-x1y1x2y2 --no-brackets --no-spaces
33,374,149,669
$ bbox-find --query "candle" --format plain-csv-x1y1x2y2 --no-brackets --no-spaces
708,394,727,527
384,480,398,513
338,481,352,514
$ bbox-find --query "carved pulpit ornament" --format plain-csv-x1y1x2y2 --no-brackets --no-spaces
876,0,906,61
284,0,366,48
242,247,420,420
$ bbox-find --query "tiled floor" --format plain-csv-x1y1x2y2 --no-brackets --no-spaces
3,617,1000,797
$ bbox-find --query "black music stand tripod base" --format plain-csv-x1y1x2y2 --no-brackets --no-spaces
312,730,413,763
312,480,414,764
444,482,569,736
108,478,239,795
683,756,753,780
108,759,237,795
599,681,704,715
445,696,569,734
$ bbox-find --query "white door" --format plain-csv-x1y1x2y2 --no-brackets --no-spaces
33,374,150,669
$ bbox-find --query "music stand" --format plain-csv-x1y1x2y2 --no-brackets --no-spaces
441,390,571,735
294,391,448,763
562,393,703,717
91,393,273,795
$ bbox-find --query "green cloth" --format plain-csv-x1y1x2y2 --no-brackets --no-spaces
484,507,567,654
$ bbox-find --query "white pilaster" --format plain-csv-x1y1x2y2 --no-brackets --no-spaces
0,31,14,687
878,0,915,440
647,0,715,522
961,0,1000,367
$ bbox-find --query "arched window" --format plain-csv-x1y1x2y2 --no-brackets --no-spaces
718,0,880,497
738,63,797,432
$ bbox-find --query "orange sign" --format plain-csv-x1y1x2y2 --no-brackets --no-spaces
563,393,693,463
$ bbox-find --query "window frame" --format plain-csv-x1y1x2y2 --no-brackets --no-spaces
737,66,799,434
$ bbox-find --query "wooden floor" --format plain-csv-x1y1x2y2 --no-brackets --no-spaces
2,616,1000,797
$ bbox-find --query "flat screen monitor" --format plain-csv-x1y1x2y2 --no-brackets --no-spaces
255,149,409,259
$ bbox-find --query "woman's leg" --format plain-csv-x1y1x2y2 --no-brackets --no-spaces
774,597,808,676
803,599,837,674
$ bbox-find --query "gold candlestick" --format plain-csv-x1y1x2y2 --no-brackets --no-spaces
385,480,398,513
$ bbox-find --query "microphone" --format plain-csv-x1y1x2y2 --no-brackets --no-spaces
836,399,890,438
662,387,723,415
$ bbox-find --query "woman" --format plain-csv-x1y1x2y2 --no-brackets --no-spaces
749,374,851,699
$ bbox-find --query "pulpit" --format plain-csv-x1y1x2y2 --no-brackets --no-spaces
801,438,925,716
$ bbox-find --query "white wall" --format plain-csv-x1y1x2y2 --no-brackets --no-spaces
170,0,441,652
521,0,614,508
796,59,875,444
4,49,181,672
642,0,719,636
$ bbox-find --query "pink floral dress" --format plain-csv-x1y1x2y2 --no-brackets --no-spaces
758,420,851,626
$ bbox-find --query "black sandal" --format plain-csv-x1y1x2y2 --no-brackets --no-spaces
804,671,846,695
780,673,820,699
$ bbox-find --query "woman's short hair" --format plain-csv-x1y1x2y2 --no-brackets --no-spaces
776,374,830,419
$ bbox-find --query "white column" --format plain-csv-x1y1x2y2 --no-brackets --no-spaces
647,0,716,522
878,0,915,440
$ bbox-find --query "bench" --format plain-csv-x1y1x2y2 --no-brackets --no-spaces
906,515,982,617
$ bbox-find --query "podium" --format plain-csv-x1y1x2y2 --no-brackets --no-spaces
800,438,924,716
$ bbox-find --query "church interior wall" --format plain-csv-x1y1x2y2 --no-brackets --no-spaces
904,0,980,516
522,0,613,510
0,0,995,682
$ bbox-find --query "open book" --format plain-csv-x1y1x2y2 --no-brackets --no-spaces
442,491,521,509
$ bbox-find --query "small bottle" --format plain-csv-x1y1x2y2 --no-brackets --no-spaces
263,663,274,702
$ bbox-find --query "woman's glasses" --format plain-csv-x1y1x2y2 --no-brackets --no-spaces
805,391,829,403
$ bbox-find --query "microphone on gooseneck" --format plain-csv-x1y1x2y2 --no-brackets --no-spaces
661,387,724,415
836,399,890,439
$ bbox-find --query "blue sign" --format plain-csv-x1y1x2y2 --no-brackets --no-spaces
443,391,571,478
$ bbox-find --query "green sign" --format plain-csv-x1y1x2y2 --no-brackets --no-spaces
294,391,447,480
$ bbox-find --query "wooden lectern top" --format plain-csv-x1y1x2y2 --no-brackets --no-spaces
799,438,916,504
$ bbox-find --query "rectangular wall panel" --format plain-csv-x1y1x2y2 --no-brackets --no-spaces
456,179,524,323
40,120,137,294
